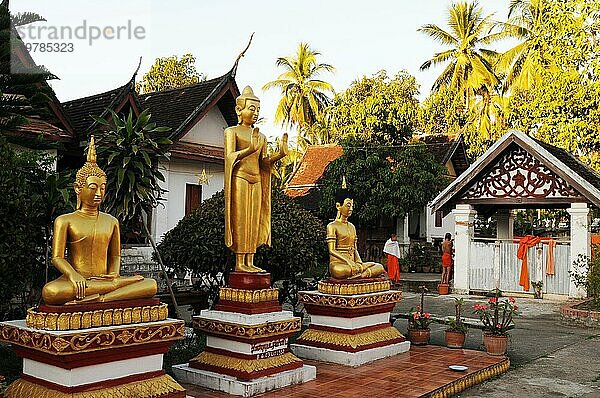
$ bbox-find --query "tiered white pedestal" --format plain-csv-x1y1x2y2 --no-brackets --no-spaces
173,273,316,396
291,280,410,367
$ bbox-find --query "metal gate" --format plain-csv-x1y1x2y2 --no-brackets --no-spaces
469,240,570,295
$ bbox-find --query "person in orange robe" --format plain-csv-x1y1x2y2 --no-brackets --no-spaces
441,233,453,284
384,234,401,284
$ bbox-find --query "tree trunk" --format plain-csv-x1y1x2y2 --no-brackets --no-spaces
142,218,182,319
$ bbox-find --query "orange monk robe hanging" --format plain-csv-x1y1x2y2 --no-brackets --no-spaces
517,235,542,291
546,239,556,276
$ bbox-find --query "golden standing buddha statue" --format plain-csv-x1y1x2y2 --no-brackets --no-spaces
224,86,287,273
327,182,386,279
42,136,157,305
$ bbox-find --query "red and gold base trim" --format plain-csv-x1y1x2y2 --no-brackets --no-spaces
429,359,510,398
26,303,169,331
295,326,404,352
0,320,184,355
194,317,300,341
317,280,391,295
298,290,402,309
189,351,303,381
5,373,185,398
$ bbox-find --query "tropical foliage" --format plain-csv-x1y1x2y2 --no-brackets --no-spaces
94,110,182,317
263,42,334,144
137,53,205,94
0,3,55,131
419,0,600,167
157,189,328,311
318,137,448,227
0,140,72,320
507,0,600,171
94,109,172,239
496,0,546,93
329,70,420,145
418,1,501,107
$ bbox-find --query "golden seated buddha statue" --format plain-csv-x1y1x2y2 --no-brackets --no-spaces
41,136,157,305
326,184,386,280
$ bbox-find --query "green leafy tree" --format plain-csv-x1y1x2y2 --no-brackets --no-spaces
328,70,420,145
94,109,182,317
507,0,600,171
418,86,469,136
318,137,448,228
137,53,205,94
157,189,328,312
262,42,335,135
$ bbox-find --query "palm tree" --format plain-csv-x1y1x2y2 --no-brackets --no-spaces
496,0,545,93
418,1,502,108
262,43,335,132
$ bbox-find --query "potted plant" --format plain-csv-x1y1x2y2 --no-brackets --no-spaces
473,289,520,356
408,287,432,345
531,281,543,299
445,298,468,348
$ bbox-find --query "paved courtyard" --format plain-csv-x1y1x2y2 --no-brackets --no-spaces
184,290,600,397
395,292,600,397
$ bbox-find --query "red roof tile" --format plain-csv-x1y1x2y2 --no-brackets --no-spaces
285,145,343,197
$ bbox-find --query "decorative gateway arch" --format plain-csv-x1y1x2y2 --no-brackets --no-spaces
430,130,600,298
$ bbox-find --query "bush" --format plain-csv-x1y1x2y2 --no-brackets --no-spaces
570,250,600,306
157,188,329,309
0,140,71,320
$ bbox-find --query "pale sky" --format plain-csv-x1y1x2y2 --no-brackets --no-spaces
13,0,512,139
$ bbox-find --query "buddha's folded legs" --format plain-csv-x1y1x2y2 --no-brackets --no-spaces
42,275,157,305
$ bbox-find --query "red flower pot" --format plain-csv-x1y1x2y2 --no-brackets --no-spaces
483,333,508,356
438,283,449,295
408,329,430,345
445,330,466,348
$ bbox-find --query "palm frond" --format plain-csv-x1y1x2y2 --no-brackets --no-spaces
417,24,458,45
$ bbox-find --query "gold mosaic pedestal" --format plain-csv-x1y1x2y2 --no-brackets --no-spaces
0,301,186,398
291,280,410,367
173,272,316,396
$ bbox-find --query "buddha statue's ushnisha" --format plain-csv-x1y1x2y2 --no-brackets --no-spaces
326,179,386,280
42,136,157,305
224,86,287,273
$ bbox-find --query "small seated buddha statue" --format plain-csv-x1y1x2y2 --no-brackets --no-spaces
42,136,158,305
326,182,386,280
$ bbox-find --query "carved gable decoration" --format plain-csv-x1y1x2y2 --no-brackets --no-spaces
463,147,580,200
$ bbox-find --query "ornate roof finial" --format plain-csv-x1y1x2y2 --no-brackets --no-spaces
231,33,254,77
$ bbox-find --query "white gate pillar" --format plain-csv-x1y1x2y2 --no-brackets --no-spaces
566,203,590,298
453,204,476,294
496,210,514,240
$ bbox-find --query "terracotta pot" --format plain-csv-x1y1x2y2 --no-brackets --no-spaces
408,328,430,345
438,283,449,295
483,333,508,356
445,330,466,348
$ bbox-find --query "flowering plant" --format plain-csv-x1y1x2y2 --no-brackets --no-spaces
447,297,468,333
473,289,520,336
408,306,432,330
